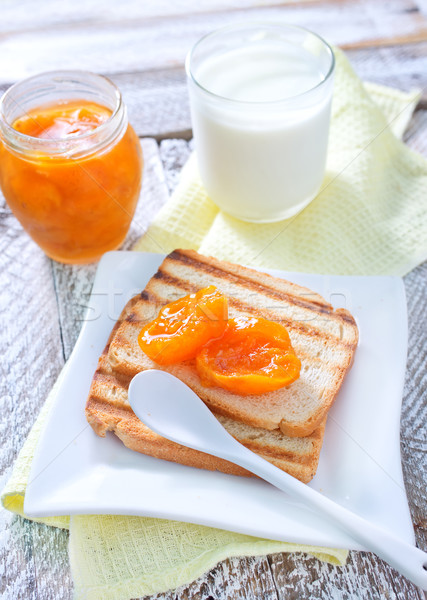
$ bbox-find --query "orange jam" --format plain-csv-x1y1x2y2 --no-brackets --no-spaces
138,286,228,365
137,287,301,395
12,101,111,139
0,98,142,263
196,316,301,395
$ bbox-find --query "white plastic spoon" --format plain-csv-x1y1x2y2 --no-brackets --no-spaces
128,370,427,590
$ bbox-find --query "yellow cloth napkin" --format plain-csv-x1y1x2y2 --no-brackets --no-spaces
134,51,426,276
2,48,425,600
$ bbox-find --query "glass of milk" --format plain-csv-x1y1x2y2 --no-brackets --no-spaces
186,23,335,222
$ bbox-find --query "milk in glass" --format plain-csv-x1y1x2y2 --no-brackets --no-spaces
187,25,335,222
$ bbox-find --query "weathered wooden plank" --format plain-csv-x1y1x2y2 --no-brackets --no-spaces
0,169,67,596
404,109,427,154
0,0,426,84
342,30,427,49
0,0,425,41
159,139,194,193
30,521,73,600
1,515,37,600
349,42,427,96
152,556,278,600
401,262,427,443
269,549,426,599
0,0,331,34
400,261,427,567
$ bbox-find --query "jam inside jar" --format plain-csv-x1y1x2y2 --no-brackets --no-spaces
0,71,142,264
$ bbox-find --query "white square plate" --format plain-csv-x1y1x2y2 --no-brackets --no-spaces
24,252,414,550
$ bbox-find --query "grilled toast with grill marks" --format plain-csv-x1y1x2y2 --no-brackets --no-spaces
106,249,358,438
86,351,326,483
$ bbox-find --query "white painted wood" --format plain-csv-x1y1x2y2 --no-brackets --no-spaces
155,555,280,600
0,170,68,599
0,0,319,34
159,139,194,191
404,109,427,154
0,0,426,84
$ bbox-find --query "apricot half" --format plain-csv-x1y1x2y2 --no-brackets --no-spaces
196,316,301,395
138,286,228,365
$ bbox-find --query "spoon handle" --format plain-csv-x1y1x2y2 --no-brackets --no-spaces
222,441,427,590
127,369,427,589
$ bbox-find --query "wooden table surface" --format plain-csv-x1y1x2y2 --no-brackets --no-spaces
1,1,426,599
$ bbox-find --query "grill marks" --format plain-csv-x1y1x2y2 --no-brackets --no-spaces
143,266,355,350
122,249,358,355
119,292,339,374
169,249,333,314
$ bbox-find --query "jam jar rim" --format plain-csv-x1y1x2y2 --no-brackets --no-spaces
0,70,127,159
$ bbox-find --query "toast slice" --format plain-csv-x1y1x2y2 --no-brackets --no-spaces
86,351,326,483
107,249,358,437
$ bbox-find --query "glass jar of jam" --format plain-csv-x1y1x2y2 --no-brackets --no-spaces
0,71,142,264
